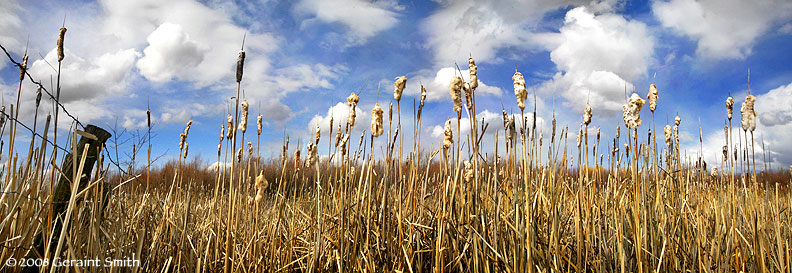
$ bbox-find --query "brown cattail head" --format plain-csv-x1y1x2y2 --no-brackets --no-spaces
726,96,734,120
551,115,557,140
220,124,225,143
257,114,263,135
583,102,592,126
443,119,453,150
512,71,527,111
622,93,645,129
19,54,28,81
576,125,582,148
0,106,6,127
307,142,317,166
722,145,728,160
254,172,268,205
236,50,245,83
346,92,360,107
340,133,350,160
371,103,384,137
248,140,253,156
420,85,427,107
647,84,658,112
239,99,249,133
674,115,681,126
182,142,188,159
449,75,464,113
596,127,601,142
468,56,478,90
711,167,718,177
57,27,67,61
35,86,42,108
393,76,406,101
388,101,393,122
615,125,620,139
334,124,342,147
741,94,756,132
237,148,243,162
314,124,321,144
464,82,473,110
506,116,516,142
227,115,234,139
217,143,222,158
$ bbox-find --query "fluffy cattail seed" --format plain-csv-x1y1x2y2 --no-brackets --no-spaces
220,124,225,143
464,82,473,110
57,27,67,61
512,71,527,111
726,96,734,120
237,148,242,162
443,119,453,150
334,124,342,147
346,93,359,127
506,116,516,142
371,103,384,137
257,114,263,135
238,99,249,133
227,115,234,139
664,125,672,147
464,160,474,183
468,56,478,90
393,76,406,101
576,125,582,148
248,140,253,156
722,145,728,160
616,125,620,139
315,124,321,144
346,92,359,107
741,94,756,132
254,172,268,205
675,115,681,126
647,84,658,112
623,93,645,129
236,50,245,83
711,167,718,177
294,149,301,171
420,85,427,107
449,75,464,113
307,142,317,166
583,102,592,126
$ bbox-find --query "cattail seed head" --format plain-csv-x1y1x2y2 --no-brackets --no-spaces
463,160,474,183
420,85,427,107
346,92,359,107
512,71,527,111
340,133,350,160
237,148,242,162
464,82,473,110
741,94,756,132
596,127,600,142
19,54,28,81
35,86,42,108
576,125,582,148
647,84,658,112
726,96,734,120
294,149,301,171
622,93,645,129
57,27,67,61
722,145,728,160
220,124,225,143
468,56,478,90
334,124,341,147
217,143,222,158
0,106,6,127
227,115,234,139
711,167,718,177
248,140,253,156
254,172,268,205
307,142,317,166
236,50,245,83
443,119,453,150
184,142,189,158
616,125,620,139
314,124,321,144
506,116,516,142
371,103,384,137
239,99,249,133
675,115,681,126
583,102,592,126
257,114,263,135
450,75,464,113
664,125,672,147
393,76,406,101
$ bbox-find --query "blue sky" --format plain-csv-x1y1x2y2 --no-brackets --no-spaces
1,0,792,169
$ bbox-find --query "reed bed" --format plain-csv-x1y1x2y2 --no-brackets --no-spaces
0,31,790,273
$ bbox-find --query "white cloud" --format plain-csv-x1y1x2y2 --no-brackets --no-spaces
137,22,209,82
0,0,23,70
535,6,654,115
294,0,401,43
652,0,792,59
403,67,502,103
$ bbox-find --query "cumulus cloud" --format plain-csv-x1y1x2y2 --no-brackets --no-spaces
0,0,23,70
294,0,401,43
652,0,792,59
403,67,502,103
535,6,654,115
137,22,209,82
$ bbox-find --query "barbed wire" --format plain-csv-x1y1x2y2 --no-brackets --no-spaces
0,43,85,129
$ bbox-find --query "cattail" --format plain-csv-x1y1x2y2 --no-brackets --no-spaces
184,142,189,159
622,93,645,129
371,103,384,137
294,149,301,170
647,84,658,112
217,143,222,158
346,93,359,127
596,127,601,142
340,133,350,160
239,99,249,133
257,114,263,135
551,115,557,140
179,120,192,150
254,172,268,205
236,50,245,83
464,82,473,110
227,115,234,139
463,160,474,183
675,115,681,126
512,71,527,111
35,86,42,108
0,106,6,127
315,124,321,144
583,102,592,126
237,148,242,162
468,56,478,90
248,140,253,156
616,125,620,139
57,27,67,61
220,124,225,143
388,101,393,123
673,116,680,144
19,54,28,81
740,94,756,132
624,142,630,155
420,85,427,107
307,142,317,166
393,76,406,101
711,167,718,177
664,125,672,147
506,116,516,142
726,96,734,120
449,75,464,113
346,92,359,107
334,124,342,147
722,145,728,160
442,119,453,150
576,125,582,148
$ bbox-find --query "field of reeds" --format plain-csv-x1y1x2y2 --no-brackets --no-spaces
0,30,791,273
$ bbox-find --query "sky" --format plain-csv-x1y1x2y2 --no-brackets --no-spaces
1,0,791,170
